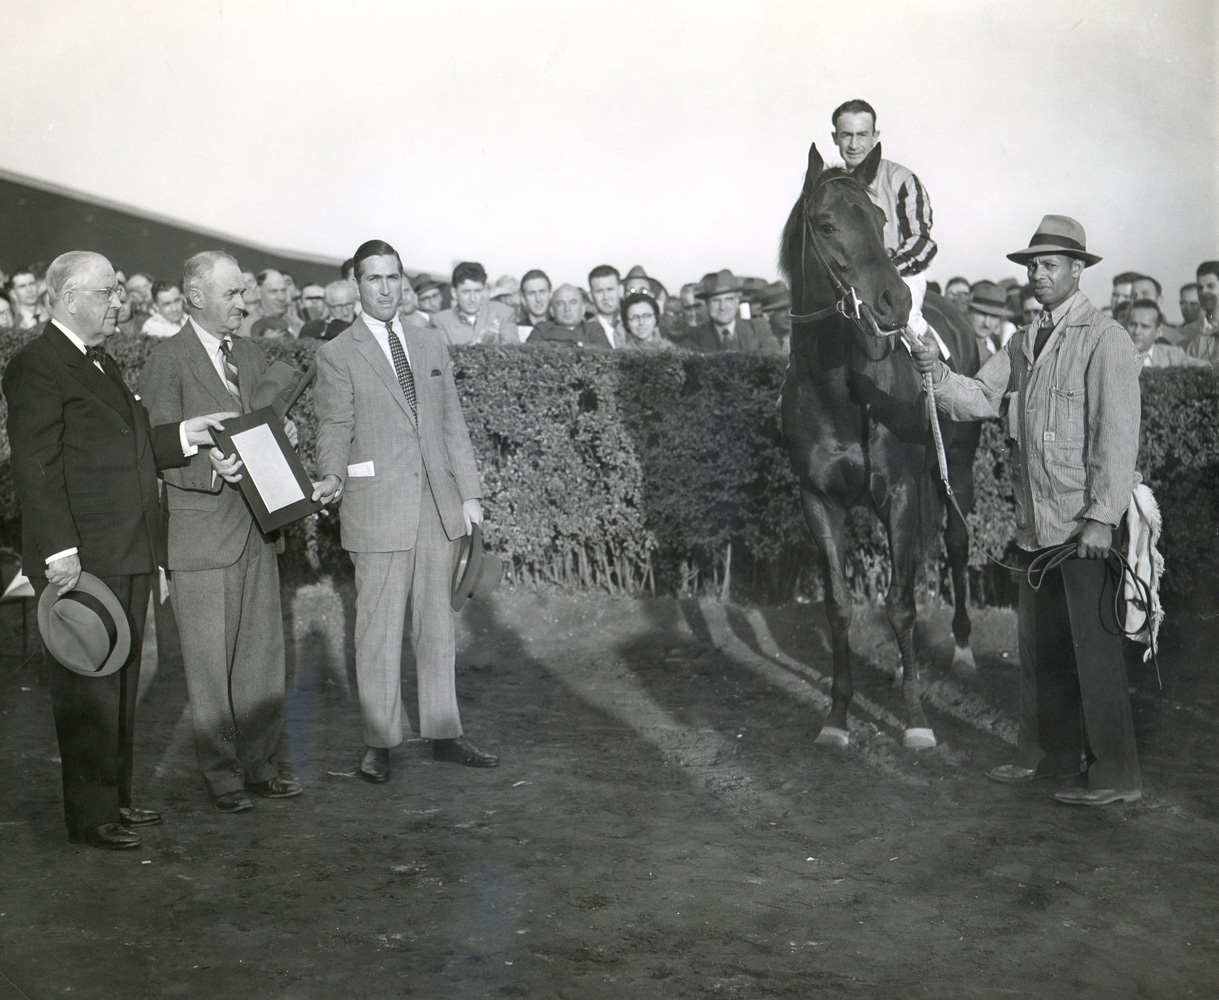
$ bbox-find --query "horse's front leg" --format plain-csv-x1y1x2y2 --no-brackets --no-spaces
944,458,976,677
885,481,936,749
800,489,853,747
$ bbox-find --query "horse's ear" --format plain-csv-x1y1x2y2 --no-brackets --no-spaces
804,142,825,195
852,142,882,185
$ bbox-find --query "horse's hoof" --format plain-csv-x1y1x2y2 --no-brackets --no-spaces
952,644,977,678
903,727,937,749
815,726,850,748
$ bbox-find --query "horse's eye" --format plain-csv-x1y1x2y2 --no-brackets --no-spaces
818,222,835,236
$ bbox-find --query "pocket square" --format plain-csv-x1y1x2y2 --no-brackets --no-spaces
430,369,442,377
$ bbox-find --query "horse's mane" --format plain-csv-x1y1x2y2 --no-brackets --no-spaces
778,166,856,287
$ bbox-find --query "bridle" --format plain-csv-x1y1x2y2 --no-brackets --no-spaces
788,173,890,339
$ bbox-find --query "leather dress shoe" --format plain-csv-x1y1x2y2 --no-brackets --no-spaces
1054,786,1142,807
118,806,162,827
213,790,254,813
247,776,303,799
69,824,141,850
432,736,499,768
359,746,390,783
986,764,1037,784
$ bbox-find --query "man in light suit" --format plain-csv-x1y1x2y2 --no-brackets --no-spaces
313,240,498,783
3,251,232,848
140,251,303,813
428,261,519,346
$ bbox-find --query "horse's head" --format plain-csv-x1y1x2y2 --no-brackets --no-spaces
781,141,911,358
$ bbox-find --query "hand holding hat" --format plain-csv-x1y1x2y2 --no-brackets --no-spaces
38,573,133,677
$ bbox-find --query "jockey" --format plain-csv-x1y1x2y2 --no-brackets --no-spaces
830,98,939,347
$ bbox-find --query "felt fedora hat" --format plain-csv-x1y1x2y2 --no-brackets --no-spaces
38,573,132,677
696,269,745,300
759,281,792,312
451,523,503,613
966,280,1012,318
1006,215,1102,268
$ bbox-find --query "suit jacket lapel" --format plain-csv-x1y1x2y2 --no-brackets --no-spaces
353,318,417,429
182,324,245,411
44,324,134,428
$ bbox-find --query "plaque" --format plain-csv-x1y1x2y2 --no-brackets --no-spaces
209,406,323,532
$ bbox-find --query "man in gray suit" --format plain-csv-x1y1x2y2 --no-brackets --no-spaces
313,240,498,783
140,251,303,814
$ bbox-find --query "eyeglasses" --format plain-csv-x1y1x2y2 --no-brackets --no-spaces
76,286,123,301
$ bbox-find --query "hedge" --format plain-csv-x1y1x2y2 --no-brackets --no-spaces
2,330,1217,606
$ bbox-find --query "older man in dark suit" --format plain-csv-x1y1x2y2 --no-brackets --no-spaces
2,251,232,848
140,251,304,814
687,270,781,353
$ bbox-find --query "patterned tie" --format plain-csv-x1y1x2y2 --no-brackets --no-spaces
218,337,242,407
385,322,417,417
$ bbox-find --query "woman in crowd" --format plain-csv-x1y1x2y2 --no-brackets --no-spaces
621,291,677,350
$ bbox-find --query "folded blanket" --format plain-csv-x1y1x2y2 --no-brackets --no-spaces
1123,483,1163,661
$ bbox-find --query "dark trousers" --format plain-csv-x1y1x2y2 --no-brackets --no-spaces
35,573,151,836
1016,552,1141,790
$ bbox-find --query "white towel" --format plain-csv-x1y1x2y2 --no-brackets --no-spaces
1123,483,1163,661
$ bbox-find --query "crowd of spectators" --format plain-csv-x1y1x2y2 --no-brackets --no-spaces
3,253,1217,370
932,261,1219,373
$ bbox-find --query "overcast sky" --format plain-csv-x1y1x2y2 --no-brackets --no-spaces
1,0,1215,317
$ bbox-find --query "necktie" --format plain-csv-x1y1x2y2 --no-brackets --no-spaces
1032,311,1054,359
219,338,242,407
385,322,417,417
86,345,124,388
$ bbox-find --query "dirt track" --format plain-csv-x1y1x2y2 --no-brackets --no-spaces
1,581,1217,999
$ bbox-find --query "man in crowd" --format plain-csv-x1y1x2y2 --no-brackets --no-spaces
1109,271,1139,316
3,251,232,848
759,281,793,354
527,283,610,348
1019,285,1040,329
10,268,48,331
313,239,497,783
398,275,430,328
429,261,518,345
830,99,936,341
963,280,1010,360
519,269,553,329
587,264,625,348
301,280,358,340
415,277,444,316
0,296,14,338
1182,261,1219,362
1178,282,1202,327
944,277,971,311
125,272,155,323
1124,299,1206,370
300,283,327,324
910,215,1143,807
245,269,299,339
687,270,780,353
140,251,304,814
141,280,187,338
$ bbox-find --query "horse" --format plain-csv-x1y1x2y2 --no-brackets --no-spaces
778,140,982,749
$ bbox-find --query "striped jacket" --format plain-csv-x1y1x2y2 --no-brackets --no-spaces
929,292,1141,550
865,158,936,276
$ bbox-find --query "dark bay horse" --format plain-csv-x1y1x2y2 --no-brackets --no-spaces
779,141,981,749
